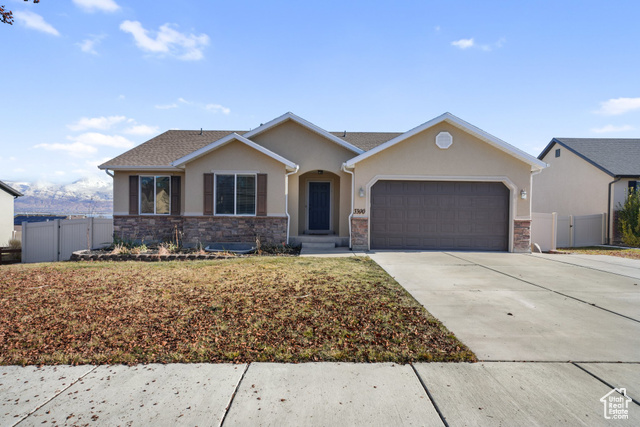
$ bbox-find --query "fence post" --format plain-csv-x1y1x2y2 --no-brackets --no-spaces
53,219,61,262
21,221,27,263
551,212,557,251
87,217,94,250
601,213,607,245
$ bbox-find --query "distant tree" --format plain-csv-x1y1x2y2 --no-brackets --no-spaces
2,0,40,25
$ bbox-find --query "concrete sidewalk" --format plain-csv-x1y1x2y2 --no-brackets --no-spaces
2,362,639,426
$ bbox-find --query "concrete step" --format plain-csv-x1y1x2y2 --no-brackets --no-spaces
291,235,349,247
301,242,336,250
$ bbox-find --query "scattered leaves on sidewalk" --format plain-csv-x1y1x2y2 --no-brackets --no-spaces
0,258,475,365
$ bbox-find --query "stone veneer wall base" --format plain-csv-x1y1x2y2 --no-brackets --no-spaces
513,220,531,253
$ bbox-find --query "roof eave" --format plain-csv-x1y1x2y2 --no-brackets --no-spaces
543,138,617,177
0,181,23,197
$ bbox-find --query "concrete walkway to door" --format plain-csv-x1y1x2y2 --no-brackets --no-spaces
368,251,640,362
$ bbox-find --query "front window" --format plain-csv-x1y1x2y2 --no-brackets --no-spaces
215,174,256,215
140,176,171,215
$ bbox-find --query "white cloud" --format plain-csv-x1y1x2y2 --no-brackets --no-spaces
118,94,126,100
35,142,98,155
178,97,192,104
155,103,178,109
68,116,127,131
124,124,159,135
451,38,474,49
596,97,640,116
77,35,105,55
13,11,60,36
70,132,134,148
205,104,231,115
119,20,210,60
590,124,635,134
13,168,26,173
72,0,120,13
54,171,66,176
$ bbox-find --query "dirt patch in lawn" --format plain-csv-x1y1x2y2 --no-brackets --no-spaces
556,246,640,260
0,257,475,365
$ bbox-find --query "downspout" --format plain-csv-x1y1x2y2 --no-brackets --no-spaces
104,168,114,178
607,177,621,244
341,163,355,249
285,166,299,245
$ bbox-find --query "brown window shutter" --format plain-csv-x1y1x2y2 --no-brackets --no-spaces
257,173,267,216
171,176,181,216
129,175,139,215
203,173,213,215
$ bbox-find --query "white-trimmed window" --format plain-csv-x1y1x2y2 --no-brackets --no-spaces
215,174,256,215
140,176,171,215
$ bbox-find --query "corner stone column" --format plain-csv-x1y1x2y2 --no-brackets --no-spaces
513,220,531,253
351,217,368,251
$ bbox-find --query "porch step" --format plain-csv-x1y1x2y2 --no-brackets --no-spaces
290,235,349,247
301,242,336,250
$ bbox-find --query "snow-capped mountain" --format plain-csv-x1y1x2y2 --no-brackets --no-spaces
8,177,113,216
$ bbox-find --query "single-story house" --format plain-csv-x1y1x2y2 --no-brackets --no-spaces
0,180,23,245
99,112,546,252
533,138,640,243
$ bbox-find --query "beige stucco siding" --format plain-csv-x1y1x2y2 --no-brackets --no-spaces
184,140,287,215
251,120,354,237
113,171,185,215
352,124,533,218
0,190,15,245
613,178,637,209
533,144,611,216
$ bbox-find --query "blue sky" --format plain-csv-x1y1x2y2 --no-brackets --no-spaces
2,0,639,184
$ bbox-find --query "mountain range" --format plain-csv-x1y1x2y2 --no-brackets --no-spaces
8,176,113,216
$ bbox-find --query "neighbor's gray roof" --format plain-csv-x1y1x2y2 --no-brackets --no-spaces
0,180,22,197
99,130,401,168
539,138,640,177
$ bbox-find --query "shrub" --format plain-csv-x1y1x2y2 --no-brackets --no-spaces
618,188,640,247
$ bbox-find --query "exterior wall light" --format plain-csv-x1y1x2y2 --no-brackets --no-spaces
359,187,365,197
520,189,527,200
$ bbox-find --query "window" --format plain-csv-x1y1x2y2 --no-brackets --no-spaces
555,148,561,158
629,181,638,192
140,176,171,215
215,174,256,215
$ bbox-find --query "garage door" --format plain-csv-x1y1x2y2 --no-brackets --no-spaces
370,181,509,251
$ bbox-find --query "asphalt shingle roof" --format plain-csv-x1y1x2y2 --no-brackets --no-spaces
99,130,401,168
542,138,640,177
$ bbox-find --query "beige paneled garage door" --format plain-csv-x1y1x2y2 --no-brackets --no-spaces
370,181,510,251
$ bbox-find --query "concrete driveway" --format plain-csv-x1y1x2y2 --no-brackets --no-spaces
368,251,640,362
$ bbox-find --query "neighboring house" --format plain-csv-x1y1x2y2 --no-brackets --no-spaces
0,180,23,245
534,138,640,243
99,112,546,252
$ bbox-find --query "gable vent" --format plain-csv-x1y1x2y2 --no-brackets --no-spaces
436,132,453,149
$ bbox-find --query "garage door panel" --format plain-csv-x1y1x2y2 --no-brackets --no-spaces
370,180,509,251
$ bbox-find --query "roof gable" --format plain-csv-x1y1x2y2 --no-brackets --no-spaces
243,112,365,155
0,180,22,197
539,138,640,177
344,112,547,170
171,133,298,170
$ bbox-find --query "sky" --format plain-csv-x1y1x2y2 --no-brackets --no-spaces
2,0,640,185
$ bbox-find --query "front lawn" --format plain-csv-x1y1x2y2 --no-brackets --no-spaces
557,246,640,260
0,257,475,365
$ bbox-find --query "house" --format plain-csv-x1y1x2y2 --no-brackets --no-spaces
0,180,23,245
533,138,640,243
99,112,546,252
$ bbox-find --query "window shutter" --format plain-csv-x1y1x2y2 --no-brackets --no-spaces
203,173,214,215
129,175,139,215
171,176,181,216
257,173,267,216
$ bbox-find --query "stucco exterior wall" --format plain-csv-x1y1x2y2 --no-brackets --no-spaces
251,120,354,237
352,123,533,219
0,190,15,245
113,170,185,216
183,140,287,216
613,178,638,209
532,144,611,216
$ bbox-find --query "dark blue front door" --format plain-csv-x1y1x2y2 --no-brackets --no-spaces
309,182,330,230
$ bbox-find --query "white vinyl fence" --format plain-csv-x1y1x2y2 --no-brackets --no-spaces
21,218,113,263
531,212,606,252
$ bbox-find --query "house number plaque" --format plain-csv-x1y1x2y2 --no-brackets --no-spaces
353,209,366,214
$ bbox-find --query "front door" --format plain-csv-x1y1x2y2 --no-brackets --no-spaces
308,182,331,231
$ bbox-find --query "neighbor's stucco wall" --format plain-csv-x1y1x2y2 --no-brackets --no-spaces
613,178,638,209
184,139,287,215
352,123,533,218
0,190,15,245
251,120,354,237
113,170,185,215
532,144,611,216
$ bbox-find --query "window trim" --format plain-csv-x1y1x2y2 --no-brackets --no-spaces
214,173,257,216
139,175,172,216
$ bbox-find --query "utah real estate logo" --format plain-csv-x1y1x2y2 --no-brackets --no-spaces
600,388,632,420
